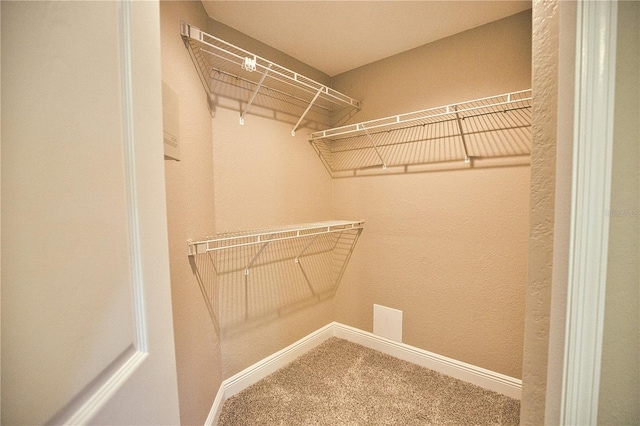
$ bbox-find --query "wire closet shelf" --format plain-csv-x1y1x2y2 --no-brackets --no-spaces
308,89,532,176
180,22,361,135
187,220,365,257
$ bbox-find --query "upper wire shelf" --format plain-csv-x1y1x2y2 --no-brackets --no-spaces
181,22,361,135
308,89,532,176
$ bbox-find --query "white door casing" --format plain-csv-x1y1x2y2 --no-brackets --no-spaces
556,1,618,424
1,1,180,424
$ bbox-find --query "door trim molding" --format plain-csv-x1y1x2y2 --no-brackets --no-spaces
561,1,618,424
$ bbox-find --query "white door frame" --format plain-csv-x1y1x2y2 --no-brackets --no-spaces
559,0,618,424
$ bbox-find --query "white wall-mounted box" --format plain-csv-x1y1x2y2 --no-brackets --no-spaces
373,304,403,342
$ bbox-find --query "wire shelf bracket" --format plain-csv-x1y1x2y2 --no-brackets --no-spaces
180,22,361,133
454,106,471,164
294,234,321,264
362,124,387,169
243,242,269,276
239,63,272,125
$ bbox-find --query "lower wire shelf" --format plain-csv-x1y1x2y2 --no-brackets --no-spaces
189,220,364,329
188,220,364,257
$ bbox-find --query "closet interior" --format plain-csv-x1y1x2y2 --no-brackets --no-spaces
165,5,533,423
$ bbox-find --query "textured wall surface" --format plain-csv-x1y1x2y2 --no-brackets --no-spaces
331,11,532,380
520,1,558,424
160,2,222,424
599,2,640,423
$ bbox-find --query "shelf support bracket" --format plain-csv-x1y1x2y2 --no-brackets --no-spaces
454,106,471,163
240,63,272,125
294,234,321,264
362,125,387,169
294,234,323,298
292,87,324,136
332,228,363,289
244,241,269,275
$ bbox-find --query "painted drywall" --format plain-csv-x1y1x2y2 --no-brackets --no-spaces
160,2,222,425
331,11,532,380
520,1,558,424
598,1,640,423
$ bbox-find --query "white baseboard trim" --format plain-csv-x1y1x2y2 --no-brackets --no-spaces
205,323,335,425
204,384,225,426
206,322,522,425
332,322,522,400
223,323,335,398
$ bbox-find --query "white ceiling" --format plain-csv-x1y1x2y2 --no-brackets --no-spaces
201,1,532,77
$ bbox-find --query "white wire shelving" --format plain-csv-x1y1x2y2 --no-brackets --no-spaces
189,220,364,327
181,22,361,135
308,89,532,177
188,220,364,275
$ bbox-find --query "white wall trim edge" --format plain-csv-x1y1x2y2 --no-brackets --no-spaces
205,322,523,425
205,323,335,425
560,1,618,424
204,384,225,426
332,323,522,400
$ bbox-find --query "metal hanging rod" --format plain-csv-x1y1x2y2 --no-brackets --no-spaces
187,220,365,256
181,22,361,134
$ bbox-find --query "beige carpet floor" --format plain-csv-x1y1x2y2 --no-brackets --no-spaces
218,338,520,425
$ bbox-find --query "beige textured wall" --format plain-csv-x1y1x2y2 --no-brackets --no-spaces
599,1,640,423
160,2,222,424
520,1,558,424
331,11,532,380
